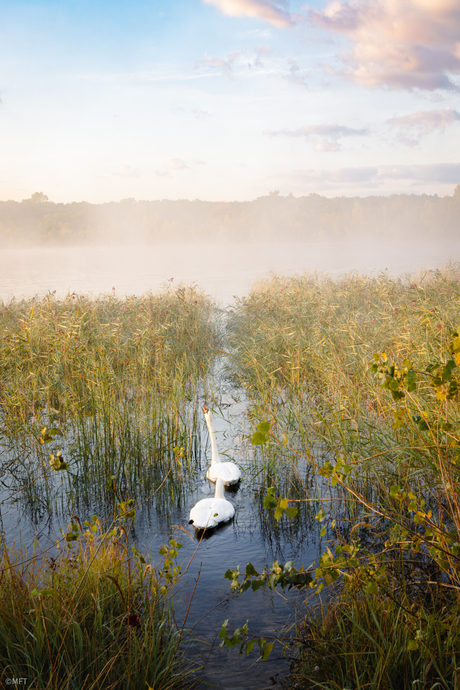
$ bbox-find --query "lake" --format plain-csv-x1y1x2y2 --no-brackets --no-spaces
1,240,459,306
1,239,460,689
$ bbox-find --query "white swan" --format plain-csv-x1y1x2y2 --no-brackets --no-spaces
189,478,235,530
203,405,241,485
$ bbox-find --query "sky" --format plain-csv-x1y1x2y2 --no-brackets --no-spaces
1,0,460,202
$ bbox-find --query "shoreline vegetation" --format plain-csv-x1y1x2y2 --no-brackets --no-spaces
2,265,460,688
0,187,459,245
222,266,460,688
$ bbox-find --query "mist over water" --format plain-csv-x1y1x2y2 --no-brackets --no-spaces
1,240,460,305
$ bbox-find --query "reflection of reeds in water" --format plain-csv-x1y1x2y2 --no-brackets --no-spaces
0,285,219,516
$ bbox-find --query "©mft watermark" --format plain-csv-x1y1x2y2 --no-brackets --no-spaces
4,680,28,686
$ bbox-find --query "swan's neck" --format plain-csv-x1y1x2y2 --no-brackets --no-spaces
205,411,221,465
215,478,225,498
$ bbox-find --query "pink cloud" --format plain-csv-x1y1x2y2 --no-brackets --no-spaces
387,107,460,145
310,0,460,90
202,0,294,28
264,123,368,151
197,52,241,78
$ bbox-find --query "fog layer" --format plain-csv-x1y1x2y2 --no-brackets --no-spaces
1,188,460,246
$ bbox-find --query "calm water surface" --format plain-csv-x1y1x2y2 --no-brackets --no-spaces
1,241,460,305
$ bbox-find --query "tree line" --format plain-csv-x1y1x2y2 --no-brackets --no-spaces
1,187,459,245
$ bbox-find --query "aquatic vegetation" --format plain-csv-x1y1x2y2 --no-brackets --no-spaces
0,519,191,689
223,266,460,688
0,285,219,509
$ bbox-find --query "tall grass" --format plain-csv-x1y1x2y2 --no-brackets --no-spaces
0,284,218,689
226,266,460,688
0,285,219,510
0,526,192,689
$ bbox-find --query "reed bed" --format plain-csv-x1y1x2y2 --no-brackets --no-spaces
0,285,219,509
226,266,460,688
0,284,217,687
0,525,191,689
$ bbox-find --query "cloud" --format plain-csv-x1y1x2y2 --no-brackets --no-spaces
387,107,460,145
286,162,460,189
309,0,460,91
111,164,140,178
165,158,188,171
193,107,211,118
197,52,241,78
285,58,309,88
202,0,294,28
264,123,368,151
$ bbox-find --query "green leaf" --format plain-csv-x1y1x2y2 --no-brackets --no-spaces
320,527,326,538
274,506,283,521
261,642,274,661
257,422,271,435
365,581,379,595
263,495,278,510
315,509,326,523
246,563,258,577
407,640,419,651
251,431,268,446
246,639,255,655
285,507,298,519
252,579,263,592
218,620,229,639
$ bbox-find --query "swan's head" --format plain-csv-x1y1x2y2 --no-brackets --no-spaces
203,405,209,414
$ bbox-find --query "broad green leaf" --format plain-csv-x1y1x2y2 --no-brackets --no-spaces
315,509,326,523
257,422,271,435
261,642,274,661
274,506,283,521
251,431,268,446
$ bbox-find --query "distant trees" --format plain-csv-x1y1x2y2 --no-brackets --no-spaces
0,190,458,246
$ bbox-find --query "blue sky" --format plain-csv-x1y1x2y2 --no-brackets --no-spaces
1,0,460,202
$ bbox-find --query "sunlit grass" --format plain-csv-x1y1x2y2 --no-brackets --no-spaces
226,265,460,688
0,285,219,509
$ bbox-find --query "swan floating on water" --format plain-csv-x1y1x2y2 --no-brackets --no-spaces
189,477,235,530
203,405,241,486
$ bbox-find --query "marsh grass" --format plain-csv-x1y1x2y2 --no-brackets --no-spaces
0,526,192,689
226,266,460,688
0,284,219,689
0,285,219,510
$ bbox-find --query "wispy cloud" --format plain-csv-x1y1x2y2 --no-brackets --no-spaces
165,158,188,171
285,162,460,190
202,0,294,28
285,58,309,88
197,52,241,78
387,107,460,146
264,123,368,151
309,0,460,91
110,164,140,178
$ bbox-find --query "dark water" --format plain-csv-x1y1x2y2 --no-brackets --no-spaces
0,389,320,690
